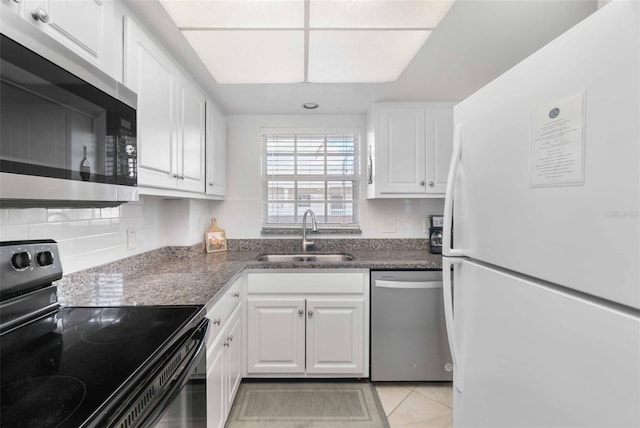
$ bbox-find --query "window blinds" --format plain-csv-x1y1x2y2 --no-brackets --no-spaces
262,132,359,228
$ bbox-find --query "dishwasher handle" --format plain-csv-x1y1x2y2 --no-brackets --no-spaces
374,280,443,289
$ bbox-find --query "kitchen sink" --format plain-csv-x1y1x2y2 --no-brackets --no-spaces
256,254,354,262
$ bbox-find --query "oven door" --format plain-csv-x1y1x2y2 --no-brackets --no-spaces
154,346,207,427
108,318,209,428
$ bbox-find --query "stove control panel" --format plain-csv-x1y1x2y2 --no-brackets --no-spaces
0,240,63,301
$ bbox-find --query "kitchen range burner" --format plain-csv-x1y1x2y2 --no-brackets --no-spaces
0,240,207,428
1,376,86,427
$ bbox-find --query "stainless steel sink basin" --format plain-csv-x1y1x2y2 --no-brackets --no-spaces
256,254,354,262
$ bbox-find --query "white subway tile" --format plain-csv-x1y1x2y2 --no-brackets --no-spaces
120,202,142,218
76,209,93,220
101,207,120,219
62,220,91,239
90,219,111,234
29,222,64,240
59,232,123,256
8,208,46,225
0,209,9,225
0,224,29,241
47,209,77,222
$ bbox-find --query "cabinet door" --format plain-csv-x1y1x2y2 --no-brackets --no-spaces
425,107,453,194
206,335,226,428
124,17,177,189
306,299,364,375
205,101,226,197
247,298,305,374
225,305,242,416
378,107,426,194
177,76,205,193
23,0,106,66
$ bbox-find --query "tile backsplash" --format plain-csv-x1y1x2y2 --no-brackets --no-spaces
0,197,164,274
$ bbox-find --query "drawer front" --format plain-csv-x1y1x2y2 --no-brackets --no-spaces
247,272,366,294
206,278,242,343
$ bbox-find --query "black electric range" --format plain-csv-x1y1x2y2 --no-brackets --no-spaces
0,240,208,428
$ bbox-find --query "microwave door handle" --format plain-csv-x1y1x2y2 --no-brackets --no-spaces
443,257,464,392
443,123,464,257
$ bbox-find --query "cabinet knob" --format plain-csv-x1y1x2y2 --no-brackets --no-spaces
298,309,304,316
428,181,434,187
223,342,230,348
308,310,313,317
209,183,213,186
213,318,221,325
172,174,179,179
227,334,233,342
419,180,425,186
181,175,185,180
32,8,49,23
233,292,240,298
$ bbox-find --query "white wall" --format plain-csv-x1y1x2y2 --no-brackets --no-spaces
211,114,444,239
0,196,218,274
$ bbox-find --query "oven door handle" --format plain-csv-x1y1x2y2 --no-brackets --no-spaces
137,318,210,428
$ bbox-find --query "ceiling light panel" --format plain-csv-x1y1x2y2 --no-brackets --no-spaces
183,30,304,83
308,30,430,82
309,0,454,28
160,0,304,28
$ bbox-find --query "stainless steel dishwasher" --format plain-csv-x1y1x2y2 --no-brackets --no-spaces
371,270,453,381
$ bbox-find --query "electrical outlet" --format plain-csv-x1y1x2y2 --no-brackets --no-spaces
382,219,396,233
423,218,429,234
127,228,137,250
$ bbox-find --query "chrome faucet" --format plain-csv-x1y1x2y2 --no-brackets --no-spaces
301,209,318,252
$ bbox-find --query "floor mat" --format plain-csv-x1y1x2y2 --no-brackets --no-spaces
226,381,390,428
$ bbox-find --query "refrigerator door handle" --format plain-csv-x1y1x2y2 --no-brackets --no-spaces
443,123,464,257
443,257,464,392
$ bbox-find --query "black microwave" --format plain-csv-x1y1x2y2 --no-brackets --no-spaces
0,34,137,206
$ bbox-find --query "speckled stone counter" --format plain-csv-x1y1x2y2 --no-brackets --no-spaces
56,239,442,310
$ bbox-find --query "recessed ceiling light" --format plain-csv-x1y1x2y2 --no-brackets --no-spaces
303,103,319,109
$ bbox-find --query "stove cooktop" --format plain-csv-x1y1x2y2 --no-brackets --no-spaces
1,305,203,428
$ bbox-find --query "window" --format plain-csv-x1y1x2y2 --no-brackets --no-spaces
262,129,359,229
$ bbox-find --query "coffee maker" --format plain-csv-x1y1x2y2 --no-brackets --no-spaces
429,215,444,254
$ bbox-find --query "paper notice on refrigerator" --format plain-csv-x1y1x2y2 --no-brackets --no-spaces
529,92,585,187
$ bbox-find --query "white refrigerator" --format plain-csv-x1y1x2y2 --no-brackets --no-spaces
442,1,640,427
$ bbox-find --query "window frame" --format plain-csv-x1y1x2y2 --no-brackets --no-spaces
261,127,361,231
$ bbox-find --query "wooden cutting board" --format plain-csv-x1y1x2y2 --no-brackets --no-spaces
205,218,227,253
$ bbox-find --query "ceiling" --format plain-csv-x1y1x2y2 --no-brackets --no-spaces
130,0,597,115
159,0,454,84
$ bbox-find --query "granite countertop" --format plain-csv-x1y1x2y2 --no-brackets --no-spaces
56,239,442,309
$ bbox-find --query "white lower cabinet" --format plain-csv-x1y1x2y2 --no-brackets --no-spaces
246,270,369,378
247,299,306,374
206,334,225,428
206,303,242,428
305,299,364,375
205,278,244,428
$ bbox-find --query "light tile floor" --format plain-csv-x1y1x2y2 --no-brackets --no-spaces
374,382,452,428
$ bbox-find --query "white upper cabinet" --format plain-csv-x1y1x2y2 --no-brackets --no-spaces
378,106,427,194
124,16,206,194
206,101,227,198
367,102,454,198
427,106,455,194
7,0,120,80
177,76,206,192
124,16,177,189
